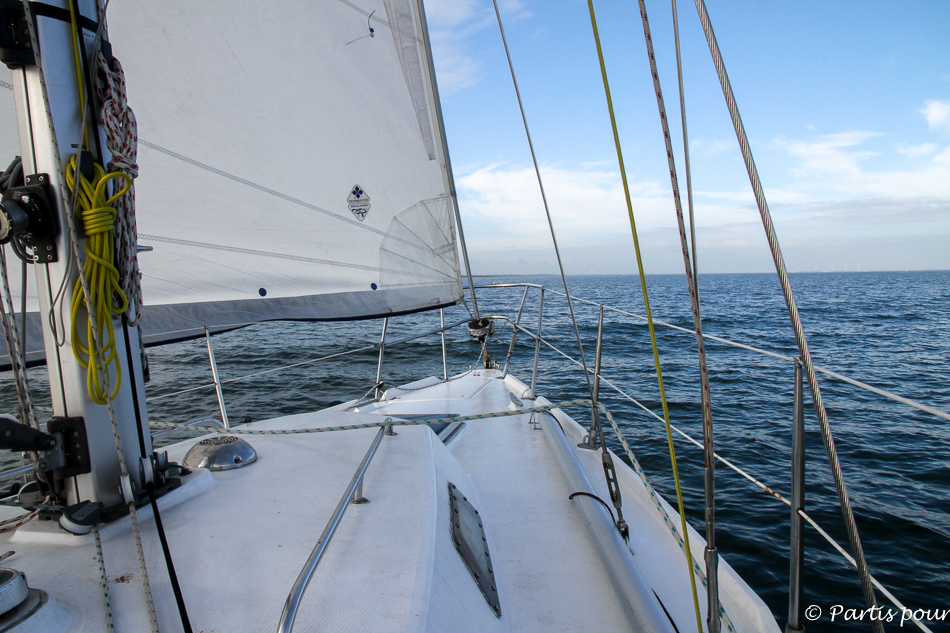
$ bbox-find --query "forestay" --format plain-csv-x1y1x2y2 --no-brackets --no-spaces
104,0,462,346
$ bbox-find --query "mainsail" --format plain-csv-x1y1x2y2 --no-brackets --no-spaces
1,0,463,368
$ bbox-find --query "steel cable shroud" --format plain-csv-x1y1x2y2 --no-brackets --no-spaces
633,0,719,628
489,0,600,425
690,0,882,628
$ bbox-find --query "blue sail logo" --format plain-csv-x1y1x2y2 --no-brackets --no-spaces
347,185,371,221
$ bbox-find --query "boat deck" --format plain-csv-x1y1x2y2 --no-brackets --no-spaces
0,370,778,632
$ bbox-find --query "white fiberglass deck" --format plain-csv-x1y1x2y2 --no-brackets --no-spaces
0,370,779,632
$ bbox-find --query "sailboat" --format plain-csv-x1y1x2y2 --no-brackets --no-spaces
1,0,928,631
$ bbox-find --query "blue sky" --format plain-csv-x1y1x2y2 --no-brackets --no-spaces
425,0,950,274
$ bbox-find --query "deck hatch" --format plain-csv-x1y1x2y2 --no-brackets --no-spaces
449,482,501,617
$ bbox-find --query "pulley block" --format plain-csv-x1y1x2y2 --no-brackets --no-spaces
0,173,57,262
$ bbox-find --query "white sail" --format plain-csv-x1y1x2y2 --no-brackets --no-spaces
101,0,463,347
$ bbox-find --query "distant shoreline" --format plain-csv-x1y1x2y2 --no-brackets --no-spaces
471,269,949,277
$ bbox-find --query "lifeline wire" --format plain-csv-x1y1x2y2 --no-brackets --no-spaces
690,1,881,627
585,2,702,630
545,286,950,423
633,0,719,628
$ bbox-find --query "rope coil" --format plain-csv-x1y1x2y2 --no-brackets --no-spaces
65,155,131,404
95,50,142,324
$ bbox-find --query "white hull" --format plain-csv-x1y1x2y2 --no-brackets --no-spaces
2,369,778,632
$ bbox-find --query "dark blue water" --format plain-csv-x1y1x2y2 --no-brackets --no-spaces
4,271,949,630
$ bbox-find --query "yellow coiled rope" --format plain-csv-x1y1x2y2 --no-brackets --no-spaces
66,155,131,404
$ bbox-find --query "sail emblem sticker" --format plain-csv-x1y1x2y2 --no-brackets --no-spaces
348,185,371,221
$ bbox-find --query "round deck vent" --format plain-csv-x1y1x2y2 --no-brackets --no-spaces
184,435,257,471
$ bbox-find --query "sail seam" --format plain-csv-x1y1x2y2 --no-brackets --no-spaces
138,234,381,272
138,139,417,240
138,139,449,256
337,0,392,28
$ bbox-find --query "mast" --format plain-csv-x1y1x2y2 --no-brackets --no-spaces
5,0,151,510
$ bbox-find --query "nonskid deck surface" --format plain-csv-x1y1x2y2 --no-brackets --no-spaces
0,370,778,632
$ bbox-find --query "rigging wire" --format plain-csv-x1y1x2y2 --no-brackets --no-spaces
546,287,950,421
491,0,635,539
633,0,719,628
584,2,703,630
671,0,699,295
489,1,600,447
0,249,37,430
689,1,882,627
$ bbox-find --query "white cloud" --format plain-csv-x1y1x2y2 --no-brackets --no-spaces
773,132,950,198
428,33,482,92
424,0,530,94
424,0,485,93
456,163,674,251
777,131,881,179
453,128,950,273
897,142,938,157
921,99,950,133
689,139,734,156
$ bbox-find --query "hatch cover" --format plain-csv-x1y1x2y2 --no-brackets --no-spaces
449,482,501,617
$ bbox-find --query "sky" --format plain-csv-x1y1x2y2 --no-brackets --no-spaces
2,1,947,276
423,0,950,274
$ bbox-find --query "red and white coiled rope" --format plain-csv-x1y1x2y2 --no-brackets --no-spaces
95,51,142,326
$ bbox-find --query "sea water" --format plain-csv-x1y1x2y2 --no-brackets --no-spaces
3,271,948,630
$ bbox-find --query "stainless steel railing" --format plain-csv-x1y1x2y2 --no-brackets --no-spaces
277,425,386,633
